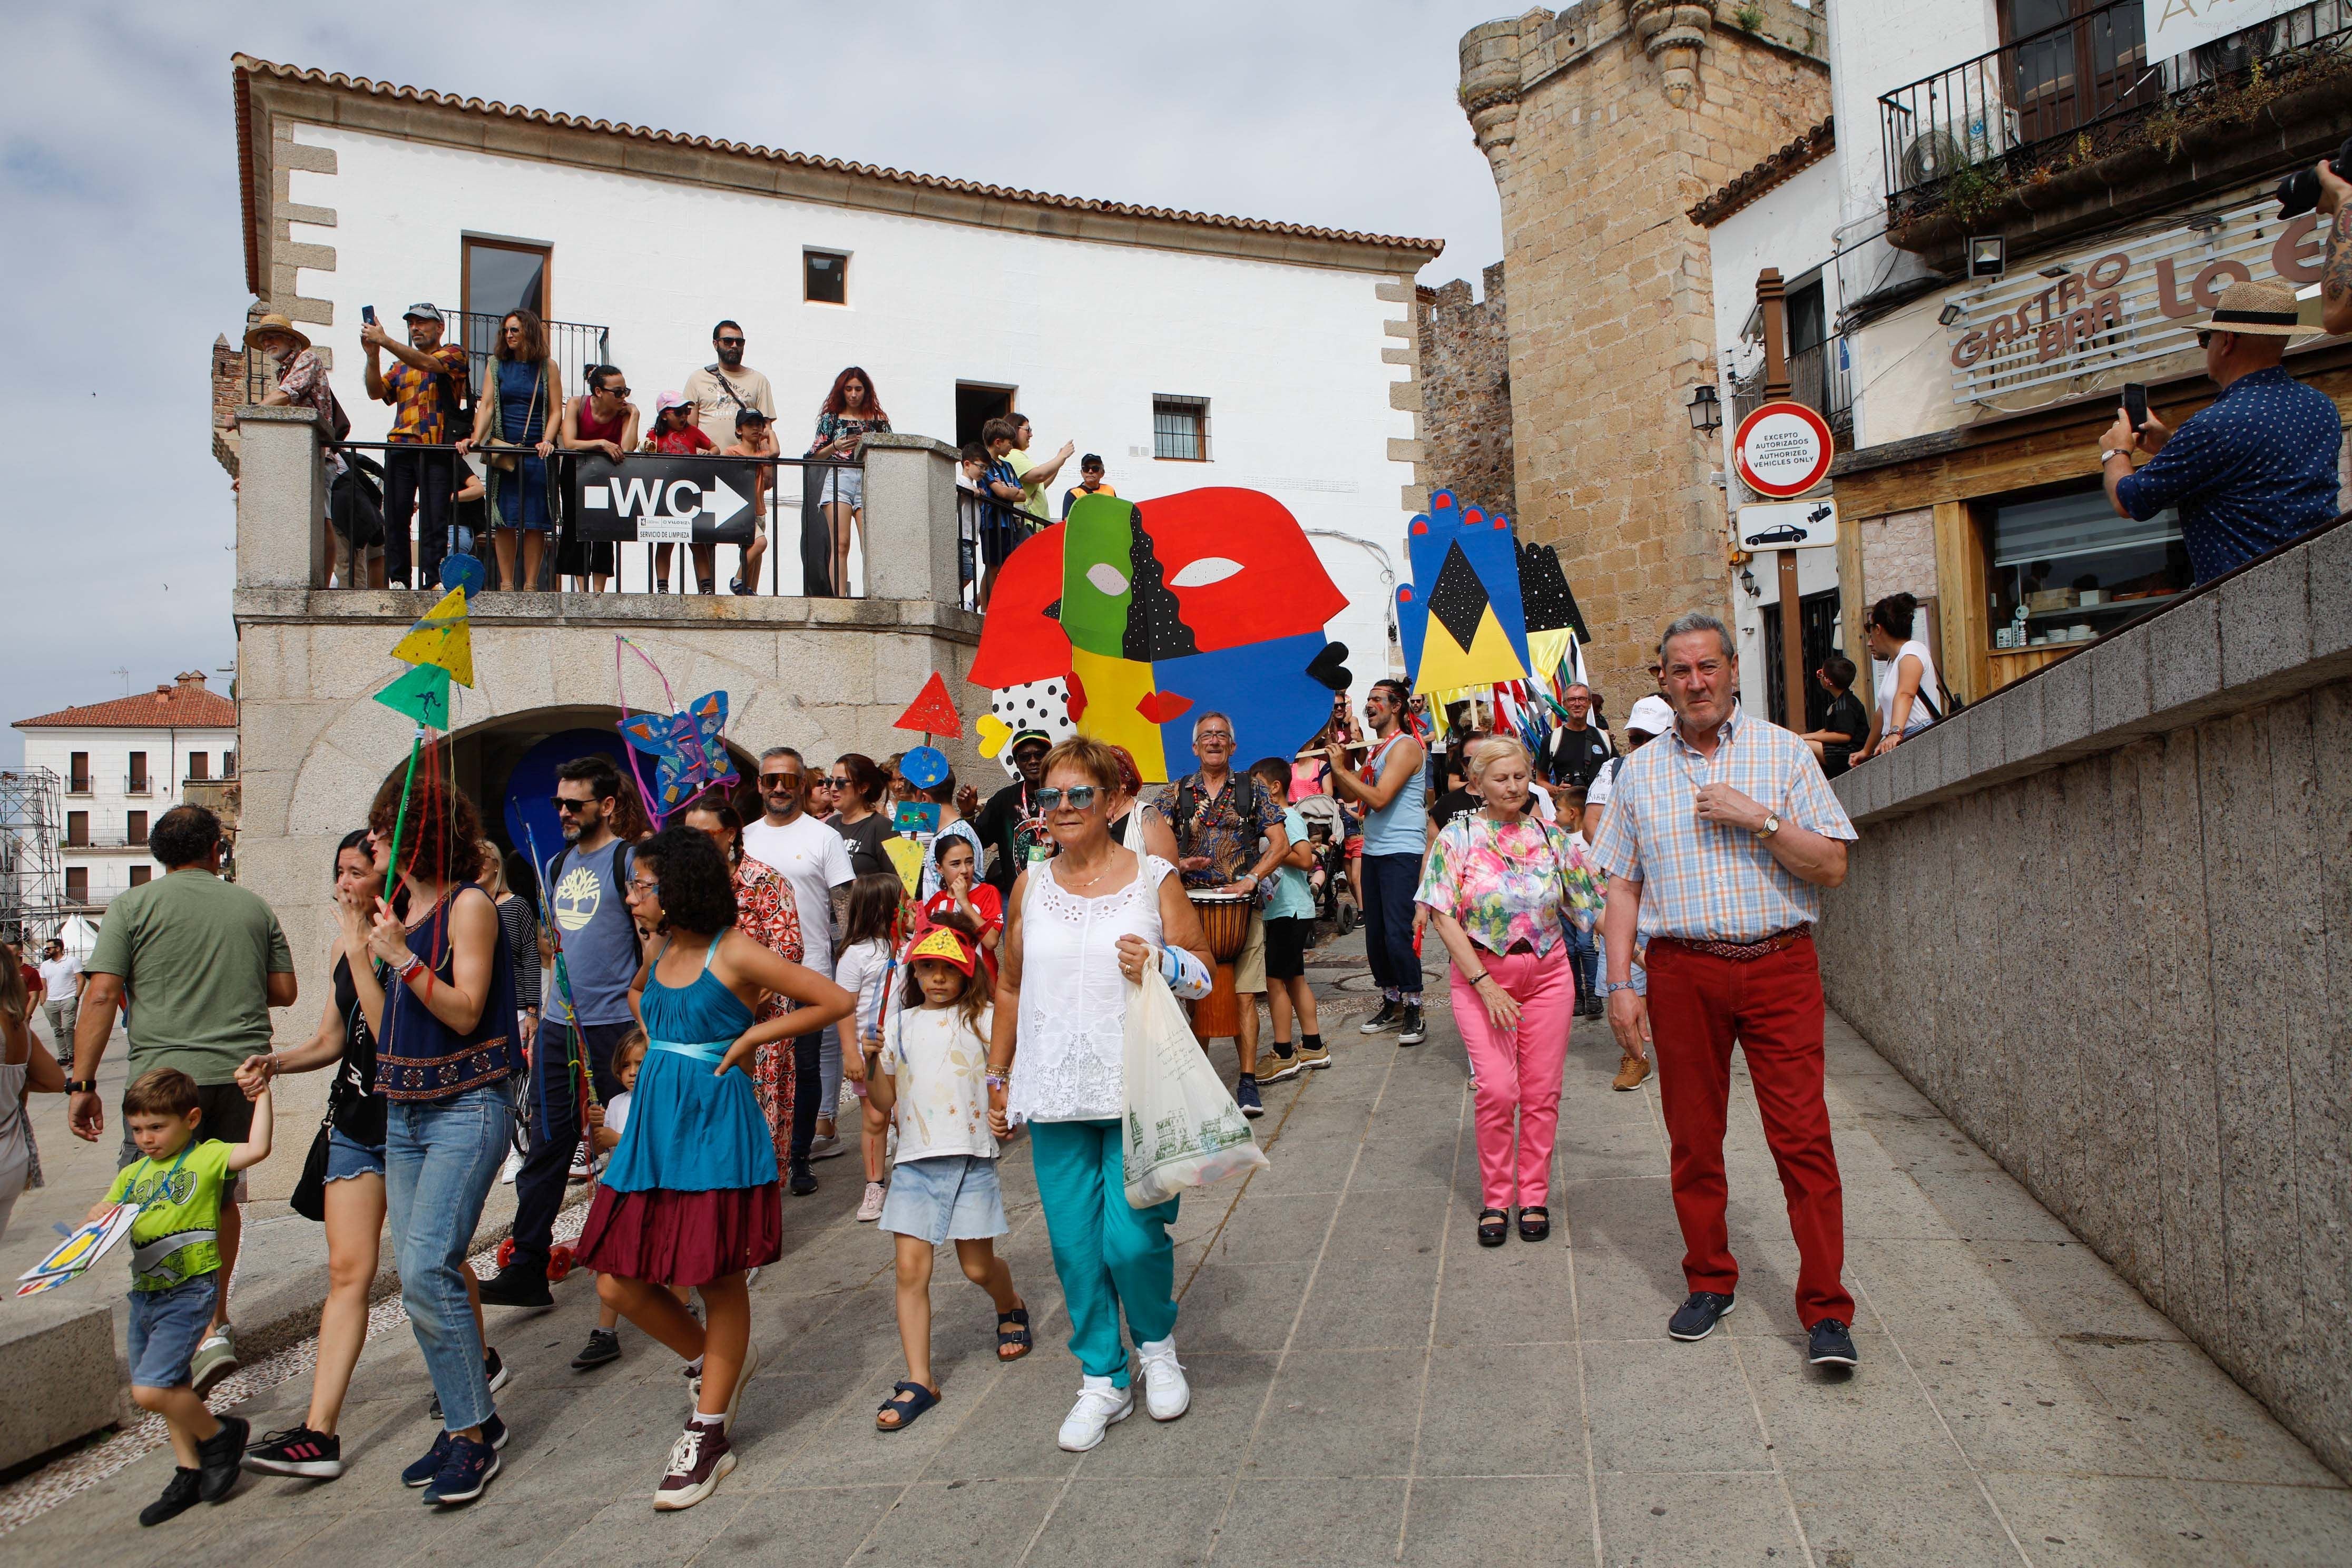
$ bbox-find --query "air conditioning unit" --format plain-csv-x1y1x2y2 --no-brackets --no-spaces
1900,127,1970,188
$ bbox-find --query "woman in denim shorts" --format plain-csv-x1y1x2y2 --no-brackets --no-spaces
235,830,505,1481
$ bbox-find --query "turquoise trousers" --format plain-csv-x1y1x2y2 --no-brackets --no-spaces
1028,1119,1179,1387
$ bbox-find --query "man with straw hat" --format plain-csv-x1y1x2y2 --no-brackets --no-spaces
2100,278,2341,584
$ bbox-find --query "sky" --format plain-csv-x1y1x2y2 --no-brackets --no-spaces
0,1,1511,765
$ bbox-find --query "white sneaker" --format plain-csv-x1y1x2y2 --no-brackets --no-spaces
1136,1337,1191,1422
500,1146,524,1184
568,1142,593,1183
856,1182,887,1223
1056,1376,1134,1452
808,1133,847,1161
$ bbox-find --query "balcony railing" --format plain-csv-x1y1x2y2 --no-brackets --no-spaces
1879,0,2352,207
1730,337,1854,443
124,775,152,797
245,308,613,421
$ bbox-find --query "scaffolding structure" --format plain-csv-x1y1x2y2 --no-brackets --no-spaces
0,768,67,947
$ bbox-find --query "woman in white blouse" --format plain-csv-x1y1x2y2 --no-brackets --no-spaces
985,736,1212,1454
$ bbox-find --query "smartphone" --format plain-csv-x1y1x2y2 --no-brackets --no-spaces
2122,382,2148,432
361,305,378,327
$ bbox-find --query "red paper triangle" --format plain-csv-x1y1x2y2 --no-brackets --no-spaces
894,671,963,737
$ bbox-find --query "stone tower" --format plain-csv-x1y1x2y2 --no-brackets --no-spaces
1458,2,1828,702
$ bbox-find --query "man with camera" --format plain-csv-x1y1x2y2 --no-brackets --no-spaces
2099,278,2341,585
363,303,469,590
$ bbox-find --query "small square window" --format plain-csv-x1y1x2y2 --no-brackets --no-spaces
1153,396,1210,462
130,865,151,888
805,250,848,306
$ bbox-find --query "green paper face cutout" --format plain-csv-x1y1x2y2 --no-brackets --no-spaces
375,662,453,728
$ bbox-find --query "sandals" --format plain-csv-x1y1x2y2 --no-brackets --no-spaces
997,1306,1033,1361
1477,1209,1510,1248
876,1379,941,1432
1518,1207,1552,1243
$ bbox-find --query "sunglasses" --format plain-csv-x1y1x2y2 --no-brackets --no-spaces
598,385,631,398
1032,786,1100,811
716,336,746,347
552,797,595,815
759,772,802,789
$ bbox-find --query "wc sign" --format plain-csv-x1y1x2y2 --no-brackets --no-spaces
570,454,757,544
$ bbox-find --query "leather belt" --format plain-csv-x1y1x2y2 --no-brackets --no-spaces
1652,924,1812,962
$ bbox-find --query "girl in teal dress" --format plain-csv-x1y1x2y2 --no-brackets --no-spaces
575,826,851,1512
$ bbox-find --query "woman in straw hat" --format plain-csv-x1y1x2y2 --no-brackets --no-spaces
2100,277,2340,584
241,313,367,584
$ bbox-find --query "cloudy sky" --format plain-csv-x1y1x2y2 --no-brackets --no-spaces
2,1,1509,761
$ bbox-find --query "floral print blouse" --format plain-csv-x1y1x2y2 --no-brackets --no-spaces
1415,813,1594,957
732,857,804,1022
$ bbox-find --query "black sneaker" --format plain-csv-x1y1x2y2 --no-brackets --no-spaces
243,1424,344,1479
195,1414,249,1503
1358,999,1402,1035
788,1161,817,1196
477,1267,554,1310
428,1347,508,1419
402,1415,506,1487
140,1467,203,1527
1234,1075,1265,1119
1397,1005,1427,1045
1668,1290,1737,1341
1808,1318,1859,1368
1256,1051,1302,1085
422,1432,499,1506
572,1327,622,1370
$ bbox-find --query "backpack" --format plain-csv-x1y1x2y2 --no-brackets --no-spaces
1169,772,1275,909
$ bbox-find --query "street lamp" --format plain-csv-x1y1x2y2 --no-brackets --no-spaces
1686,384,1721,433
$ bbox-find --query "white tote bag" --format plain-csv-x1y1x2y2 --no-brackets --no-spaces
1121,966,1269,1206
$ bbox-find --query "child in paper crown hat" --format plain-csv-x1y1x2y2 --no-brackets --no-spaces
852,914,1030,1433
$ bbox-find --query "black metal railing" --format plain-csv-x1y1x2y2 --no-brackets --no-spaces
1879,0,2352,203
324,440,883,600
1729,338,1854,435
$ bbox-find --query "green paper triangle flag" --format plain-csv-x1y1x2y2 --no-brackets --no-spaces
375,662,453,729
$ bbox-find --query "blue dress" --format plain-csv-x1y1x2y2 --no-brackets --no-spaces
488,357,552,533
576,935,782,1285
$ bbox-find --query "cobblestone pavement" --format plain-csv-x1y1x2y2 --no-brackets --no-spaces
11,962,2348,1566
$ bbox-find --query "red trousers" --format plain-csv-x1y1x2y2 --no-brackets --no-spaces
1644,935,1853,1327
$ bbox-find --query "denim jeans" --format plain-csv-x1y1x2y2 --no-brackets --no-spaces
1565,922,1599,1005
509,1017,631,1277
385,1083,512,1432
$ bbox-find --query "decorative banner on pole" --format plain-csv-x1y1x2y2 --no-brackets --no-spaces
374,662,454,728
1396,489,1531,698
895,672,963,738
389,586,476,688
619,690,738,817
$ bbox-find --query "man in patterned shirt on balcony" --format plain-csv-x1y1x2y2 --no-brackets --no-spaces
1592,612,1860,1371
364,303,470,590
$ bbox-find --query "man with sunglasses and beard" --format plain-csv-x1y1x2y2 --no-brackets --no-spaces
479,756,642,1308
739,747,855,1195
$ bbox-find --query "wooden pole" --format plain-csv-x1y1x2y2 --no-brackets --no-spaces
1757,268,1805,728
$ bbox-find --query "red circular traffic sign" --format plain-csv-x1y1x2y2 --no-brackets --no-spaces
1732,400,1834,498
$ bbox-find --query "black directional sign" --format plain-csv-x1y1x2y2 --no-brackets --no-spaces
567,453,759,545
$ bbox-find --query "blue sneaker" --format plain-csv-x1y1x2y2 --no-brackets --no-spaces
1234,1075,1264,1120
401,1431,453,1488
1668,1290,1737,1342
421,1433,500,1506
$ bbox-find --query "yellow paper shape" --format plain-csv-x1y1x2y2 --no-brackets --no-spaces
390,587,475,688
885,834,926,898
1412,605,1525,698
1069,648,1167,782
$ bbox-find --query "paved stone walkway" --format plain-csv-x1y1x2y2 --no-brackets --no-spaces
10,968,2348,1565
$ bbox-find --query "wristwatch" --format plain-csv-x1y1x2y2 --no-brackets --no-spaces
1756,813,1781,839
2101,448,2133,465
1600,979,1638,997
66,1078,100,1094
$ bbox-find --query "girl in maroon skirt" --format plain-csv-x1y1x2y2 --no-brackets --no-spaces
576,826,851,1511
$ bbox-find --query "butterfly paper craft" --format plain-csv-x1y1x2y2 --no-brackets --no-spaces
619,690,737,816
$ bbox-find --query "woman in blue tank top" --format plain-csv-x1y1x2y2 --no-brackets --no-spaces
574,825,851,1512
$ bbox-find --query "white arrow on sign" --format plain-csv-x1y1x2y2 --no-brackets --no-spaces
701,474,744,522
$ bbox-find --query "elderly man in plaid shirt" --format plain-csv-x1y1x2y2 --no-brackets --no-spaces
1591,612,1861,1370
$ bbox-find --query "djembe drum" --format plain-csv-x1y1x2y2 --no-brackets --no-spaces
1188,890,1252,1040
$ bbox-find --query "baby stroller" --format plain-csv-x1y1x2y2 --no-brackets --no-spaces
1292,794,1358,935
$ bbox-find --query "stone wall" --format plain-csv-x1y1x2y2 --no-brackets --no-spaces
1817,522,2352,1478
1458,0,1830,700
1853,505,1937,604
1416,262,1517,520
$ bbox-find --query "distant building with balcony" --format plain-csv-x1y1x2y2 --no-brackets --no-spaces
1820,0,2351,705
12,673,237,911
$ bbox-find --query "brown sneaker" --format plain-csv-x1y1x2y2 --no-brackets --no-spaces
1612,1054,1652,1092
653,1423,735,1511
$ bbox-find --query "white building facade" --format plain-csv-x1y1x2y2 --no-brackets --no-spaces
12,674,237,913
230,57,1443,691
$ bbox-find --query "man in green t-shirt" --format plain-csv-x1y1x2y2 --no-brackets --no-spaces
71,805,297,1393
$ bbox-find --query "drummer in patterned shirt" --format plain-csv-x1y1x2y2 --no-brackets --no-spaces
1159,713,1290,1120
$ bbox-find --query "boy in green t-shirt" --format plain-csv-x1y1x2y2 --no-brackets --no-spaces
93,1066,274,1526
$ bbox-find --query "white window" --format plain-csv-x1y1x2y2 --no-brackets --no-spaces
1153,396,1210,462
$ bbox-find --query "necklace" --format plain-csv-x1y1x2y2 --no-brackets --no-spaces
1056,847,1124,894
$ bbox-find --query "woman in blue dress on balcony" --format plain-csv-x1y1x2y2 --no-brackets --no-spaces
575,825,851,1511
458,309,563,592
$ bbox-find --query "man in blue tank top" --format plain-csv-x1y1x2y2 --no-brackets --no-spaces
481,754,641,1309
1324,680,1428,1044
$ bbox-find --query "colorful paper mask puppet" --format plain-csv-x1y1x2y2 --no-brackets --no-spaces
619,690,737,817
1395,489,1530,698
968,489,1352,781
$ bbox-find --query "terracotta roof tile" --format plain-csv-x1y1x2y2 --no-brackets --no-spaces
16,680,236,731
231,55,1446,288
1689,117,1836,230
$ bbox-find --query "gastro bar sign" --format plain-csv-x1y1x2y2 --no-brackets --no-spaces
1732,400,1834,499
